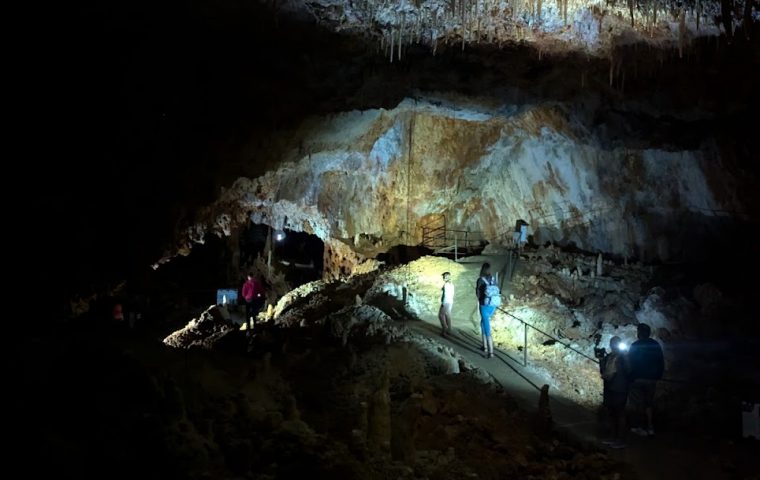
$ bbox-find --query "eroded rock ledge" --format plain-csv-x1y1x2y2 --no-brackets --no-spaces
160,96,746,269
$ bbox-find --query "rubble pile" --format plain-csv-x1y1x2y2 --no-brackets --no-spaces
163,305,237,349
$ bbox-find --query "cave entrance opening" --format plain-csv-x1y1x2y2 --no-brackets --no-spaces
151,233,231,309
241,222,324,287
272,229,324,287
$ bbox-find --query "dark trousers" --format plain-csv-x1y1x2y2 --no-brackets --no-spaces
245,298,264,329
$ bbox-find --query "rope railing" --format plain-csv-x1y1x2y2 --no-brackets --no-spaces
495,306,600,367
494,307,760,394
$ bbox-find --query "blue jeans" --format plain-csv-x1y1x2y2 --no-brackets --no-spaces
479,304,496,337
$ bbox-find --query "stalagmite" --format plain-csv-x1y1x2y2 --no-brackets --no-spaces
596,253,603,276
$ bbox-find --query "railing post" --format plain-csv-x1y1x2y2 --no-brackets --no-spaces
523,322,528,367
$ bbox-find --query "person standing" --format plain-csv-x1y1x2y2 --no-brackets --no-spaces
518,221,528,252
438,272,454,336
600,336,629,448
626,323,664,437
476,263,499,358
242,273,264,331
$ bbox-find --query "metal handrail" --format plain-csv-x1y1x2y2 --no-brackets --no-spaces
495,306,600,367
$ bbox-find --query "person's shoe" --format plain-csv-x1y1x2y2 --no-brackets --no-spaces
487,352,493,359
480,345,486,352
630,427,648,436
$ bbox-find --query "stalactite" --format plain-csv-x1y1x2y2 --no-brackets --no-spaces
390,27,394,63
398,14,404,62
743,0,753,40
537,0,543,20
678,9,686,59
696,0,700,31
609,56,614,87
563,0,568,25
653,0,657,30
628,0,634,27
462,1,467,51
621,69,625,94
720,0,733,40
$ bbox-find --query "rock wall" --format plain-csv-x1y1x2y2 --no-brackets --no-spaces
287,0,733,56
324,238,382,281
166,96,746,264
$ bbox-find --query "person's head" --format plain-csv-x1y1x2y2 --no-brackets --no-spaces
247,272,254,281
609,336,623,353
637,323,652,340
479,263,491,277
112,303,124,321
442,272,451,282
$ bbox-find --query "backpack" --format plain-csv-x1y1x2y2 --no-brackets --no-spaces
483,276,502,307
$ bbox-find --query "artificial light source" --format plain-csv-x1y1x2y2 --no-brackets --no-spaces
619,342,628,351
275,231,286,241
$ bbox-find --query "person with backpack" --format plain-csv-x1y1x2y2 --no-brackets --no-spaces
476,263,501,358
626,323,664,437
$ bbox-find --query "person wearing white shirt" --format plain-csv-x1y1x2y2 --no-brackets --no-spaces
439,272,455,336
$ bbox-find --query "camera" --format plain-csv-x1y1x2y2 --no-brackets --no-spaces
594,347,608,360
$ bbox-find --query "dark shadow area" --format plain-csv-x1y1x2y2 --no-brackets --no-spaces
273,229,324,287
377,244,433,266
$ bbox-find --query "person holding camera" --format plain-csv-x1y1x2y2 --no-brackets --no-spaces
599,336,629,448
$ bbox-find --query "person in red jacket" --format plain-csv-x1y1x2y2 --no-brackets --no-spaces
242,273,264,331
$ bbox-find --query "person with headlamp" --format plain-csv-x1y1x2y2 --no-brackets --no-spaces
600,336,630,448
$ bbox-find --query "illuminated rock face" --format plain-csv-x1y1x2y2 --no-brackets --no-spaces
167,96,743,266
